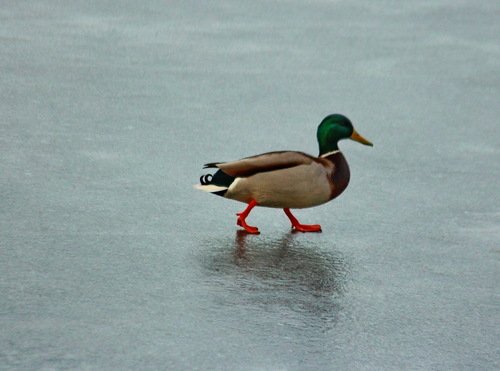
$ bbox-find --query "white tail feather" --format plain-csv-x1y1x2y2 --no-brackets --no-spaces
193,184,228,193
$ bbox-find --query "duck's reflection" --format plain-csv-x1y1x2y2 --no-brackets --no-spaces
233,230,250,260
201,230,350,326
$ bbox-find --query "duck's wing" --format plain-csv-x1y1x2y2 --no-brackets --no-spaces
204,151,316,178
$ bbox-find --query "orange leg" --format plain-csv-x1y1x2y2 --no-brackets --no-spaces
236,200,259,234
283,208,322,233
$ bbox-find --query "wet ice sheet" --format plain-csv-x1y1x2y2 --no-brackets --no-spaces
1,1,499,370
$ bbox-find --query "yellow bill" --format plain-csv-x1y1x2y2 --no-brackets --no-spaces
351,130,373,146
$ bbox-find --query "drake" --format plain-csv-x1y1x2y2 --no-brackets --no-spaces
195,114,373,234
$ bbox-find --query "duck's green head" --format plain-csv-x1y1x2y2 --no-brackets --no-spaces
317,114,373,155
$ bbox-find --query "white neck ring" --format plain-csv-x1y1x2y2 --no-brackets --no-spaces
320,150,340,158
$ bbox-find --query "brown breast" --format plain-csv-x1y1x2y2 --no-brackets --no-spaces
319,152,350,200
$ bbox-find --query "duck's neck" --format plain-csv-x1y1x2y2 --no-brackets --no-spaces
318,141,339,156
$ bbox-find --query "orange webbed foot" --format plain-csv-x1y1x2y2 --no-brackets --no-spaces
236,200,260,234
236,216,260,234
283,208,322,233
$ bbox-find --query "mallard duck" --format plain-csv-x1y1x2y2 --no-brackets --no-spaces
195,114,372,234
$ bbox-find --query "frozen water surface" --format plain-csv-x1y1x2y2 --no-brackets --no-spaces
1,1,499,369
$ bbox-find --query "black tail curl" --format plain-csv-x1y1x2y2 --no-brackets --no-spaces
203,162,219,169
199,174,213,185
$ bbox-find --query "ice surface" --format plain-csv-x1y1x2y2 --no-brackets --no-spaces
1,1,499,369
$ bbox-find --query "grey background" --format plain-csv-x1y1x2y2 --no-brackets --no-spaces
1,1,499,370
